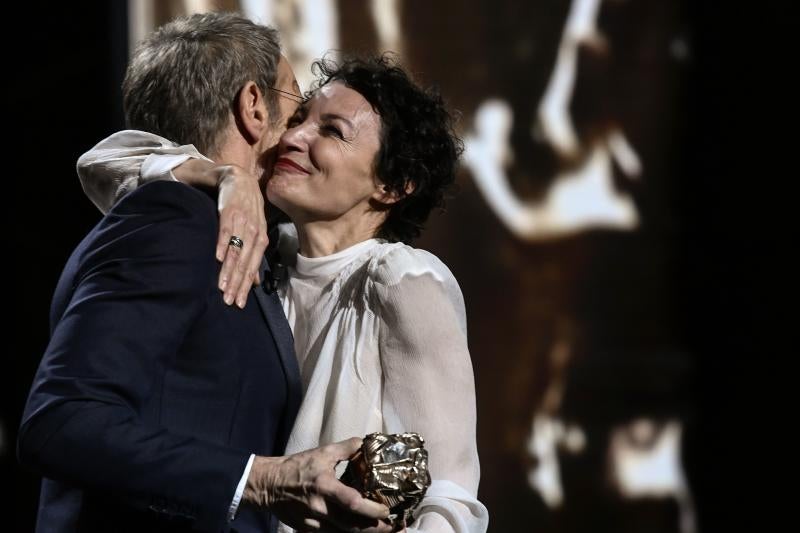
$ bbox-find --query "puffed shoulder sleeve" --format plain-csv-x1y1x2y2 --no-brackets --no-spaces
370,246,488,533
76,129,211,214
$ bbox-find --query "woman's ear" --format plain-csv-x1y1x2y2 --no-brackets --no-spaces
235,81,269,144
372,181,415,205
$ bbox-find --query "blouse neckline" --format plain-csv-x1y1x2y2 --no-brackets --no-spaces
293,238,381,279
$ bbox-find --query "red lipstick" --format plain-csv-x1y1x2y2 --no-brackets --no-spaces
275,157,310,174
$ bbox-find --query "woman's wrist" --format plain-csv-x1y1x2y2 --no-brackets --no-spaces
172,158,221,187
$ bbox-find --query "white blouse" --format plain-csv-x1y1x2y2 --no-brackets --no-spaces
77,130,489,533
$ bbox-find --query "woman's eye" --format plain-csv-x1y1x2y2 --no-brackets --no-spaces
322,125,343,138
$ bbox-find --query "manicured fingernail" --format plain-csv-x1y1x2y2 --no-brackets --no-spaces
237,297,246,309
219,279,228,291
224,294,234,305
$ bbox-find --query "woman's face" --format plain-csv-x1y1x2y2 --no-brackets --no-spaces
267,81,384,224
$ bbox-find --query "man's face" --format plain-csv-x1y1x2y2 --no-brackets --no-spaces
259,55,303,176
259,55,302,182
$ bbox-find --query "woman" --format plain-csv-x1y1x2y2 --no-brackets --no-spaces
78,56,487,533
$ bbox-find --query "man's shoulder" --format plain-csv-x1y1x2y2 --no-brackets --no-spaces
72,181,219,272
110,179,217,223
51,182,221,329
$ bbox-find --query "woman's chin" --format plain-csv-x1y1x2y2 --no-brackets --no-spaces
266,186,295,217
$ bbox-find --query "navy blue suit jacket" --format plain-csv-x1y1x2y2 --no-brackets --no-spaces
18,181,302,532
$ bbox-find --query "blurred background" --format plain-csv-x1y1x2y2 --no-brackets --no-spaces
5,1,759,531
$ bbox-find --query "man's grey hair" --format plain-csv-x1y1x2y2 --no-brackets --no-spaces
123,12,281,157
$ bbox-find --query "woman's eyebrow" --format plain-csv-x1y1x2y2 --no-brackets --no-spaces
320,113,354,129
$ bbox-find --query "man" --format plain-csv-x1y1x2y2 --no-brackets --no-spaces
18,12,390,533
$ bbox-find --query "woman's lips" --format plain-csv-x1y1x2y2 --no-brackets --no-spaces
275,157,310,174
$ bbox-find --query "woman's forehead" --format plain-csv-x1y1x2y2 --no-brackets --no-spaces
312,82,378,120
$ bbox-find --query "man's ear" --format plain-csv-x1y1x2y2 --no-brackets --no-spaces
372,180,415,206
235,81,269,144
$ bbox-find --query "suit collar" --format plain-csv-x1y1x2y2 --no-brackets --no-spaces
253,256,302,450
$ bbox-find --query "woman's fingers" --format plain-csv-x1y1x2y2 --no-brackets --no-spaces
215,165,268,307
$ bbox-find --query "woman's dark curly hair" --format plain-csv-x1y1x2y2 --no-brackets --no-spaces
311,54,463,244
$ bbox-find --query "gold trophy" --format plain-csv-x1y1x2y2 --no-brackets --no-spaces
341,432,431,531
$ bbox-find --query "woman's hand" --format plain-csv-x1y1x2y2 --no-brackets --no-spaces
174,160,269,308
215,165,269,308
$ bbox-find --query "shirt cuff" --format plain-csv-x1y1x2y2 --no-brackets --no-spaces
228,454,256,522
141,153,195,182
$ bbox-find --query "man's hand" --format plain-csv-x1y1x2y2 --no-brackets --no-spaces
215,165,268,308
244,438,393,532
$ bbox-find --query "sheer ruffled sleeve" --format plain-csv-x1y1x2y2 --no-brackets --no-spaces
76,130,210,213
371,246,489,533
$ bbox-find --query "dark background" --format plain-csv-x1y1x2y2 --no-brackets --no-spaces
4,2,763,531
6,3,128,530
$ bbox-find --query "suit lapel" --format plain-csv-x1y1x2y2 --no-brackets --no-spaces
253,257,302,448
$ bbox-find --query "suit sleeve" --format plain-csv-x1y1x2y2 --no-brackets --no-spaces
18,181,246,532
76,129,210,213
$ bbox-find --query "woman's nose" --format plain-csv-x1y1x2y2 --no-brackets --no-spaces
279,123,311,153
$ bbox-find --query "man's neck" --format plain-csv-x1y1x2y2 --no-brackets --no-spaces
212,143,258,176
